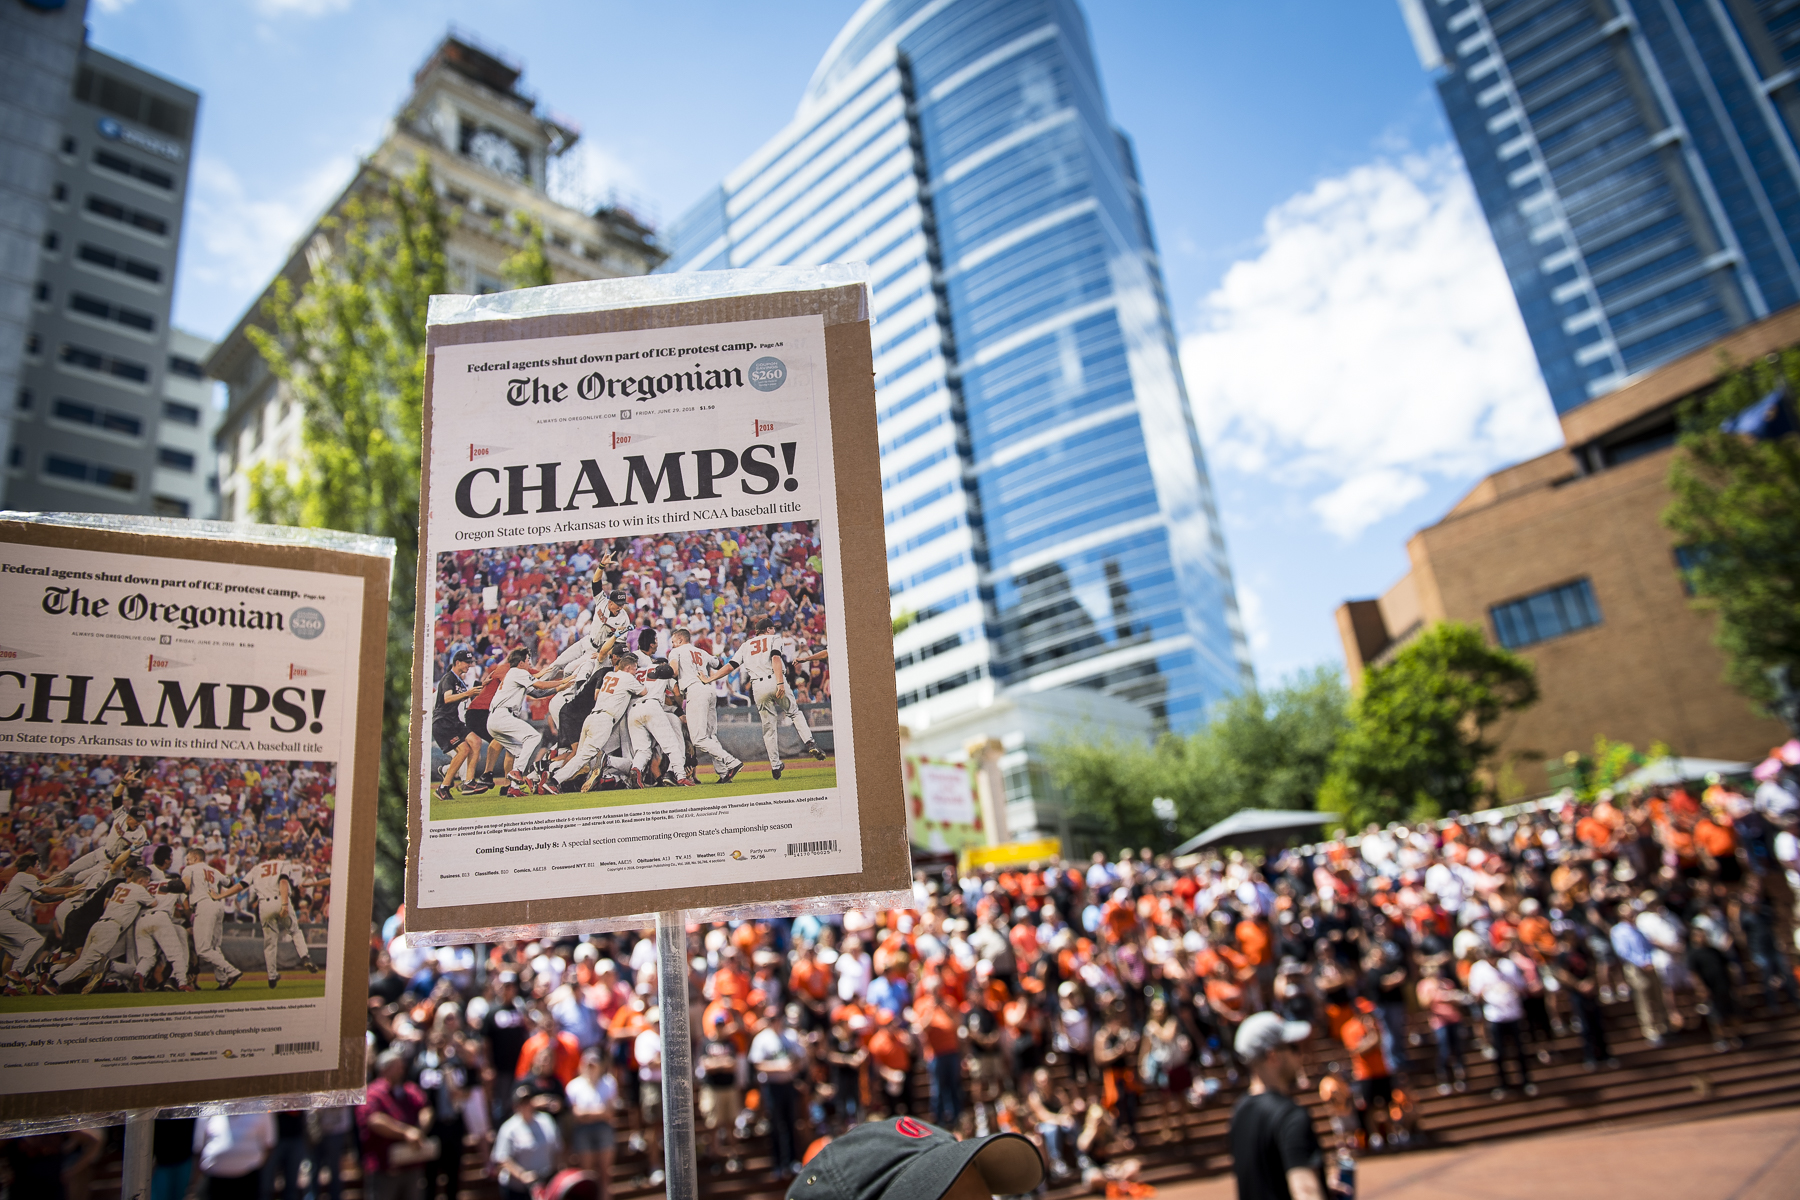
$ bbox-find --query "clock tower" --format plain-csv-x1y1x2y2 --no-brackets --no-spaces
399,34,573,192
206,31,662,526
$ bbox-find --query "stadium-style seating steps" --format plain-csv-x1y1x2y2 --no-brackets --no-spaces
76,986,1800,1198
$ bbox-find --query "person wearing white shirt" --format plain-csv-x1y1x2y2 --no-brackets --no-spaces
194,1112,276,1199
634,1009,665,1186
1466,946,1533,1097
564,1049,618,1183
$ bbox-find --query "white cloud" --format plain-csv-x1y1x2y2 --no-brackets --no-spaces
547,140,643,216
92,0,138,13
185,152,356,308
1180,144,1562,540
1234,581,1270,653
1311,468,1429,540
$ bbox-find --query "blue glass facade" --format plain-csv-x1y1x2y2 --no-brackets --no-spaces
663,0,1251,731
1402,0,1800,414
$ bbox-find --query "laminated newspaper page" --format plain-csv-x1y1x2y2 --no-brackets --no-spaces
0,516,386,1122
407,276,909,938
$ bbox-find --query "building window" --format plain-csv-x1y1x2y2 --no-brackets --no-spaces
74,65,194,138
59,342,150,383
42,230,59,251
85,194,168,237
34,282,50,303
16,389,32,411
162,399,201,426
53,183,67,203
1490,579,1603,649
8,446,20,469
45,454,135,493
61,136,76,156
167,355,205,380
69,291,156,333
77,242,163,284
1672,545,1713,596
53,397,143,438
25,333,41,357
157,447,196,472
93,149,174,191
151,495,190,518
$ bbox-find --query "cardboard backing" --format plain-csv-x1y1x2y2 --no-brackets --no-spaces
405,281,910,937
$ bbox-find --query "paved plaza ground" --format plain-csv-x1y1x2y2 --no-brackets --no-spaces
1155,1106,1800,1200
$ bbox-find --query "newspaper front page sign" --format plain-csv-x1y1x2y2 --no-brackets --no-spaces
407,276,909,938
0,517,386,1121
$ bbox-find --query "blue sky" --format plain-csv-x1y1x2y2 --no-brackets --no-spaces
87,0,1565,688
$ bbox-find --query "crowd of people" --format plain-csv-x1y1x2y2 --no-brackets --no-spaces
8,758,1792,1196
313,759,1800,1199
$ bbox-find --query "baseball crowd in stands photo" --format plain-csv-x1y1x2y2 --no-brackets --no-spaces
82,744,1798,1199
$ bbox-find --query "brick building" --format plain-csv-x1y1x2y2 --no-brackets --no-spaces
1337,309,1797,796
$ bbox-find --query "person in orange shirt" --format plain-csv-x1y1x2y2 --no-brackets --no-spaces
911,975,966,1127
516,1010,582,1084
1101,888,1140,945
788,943,832,1031
1339,998,1393,1148
707,945,750,1004
1694,811,1742,884
865,1009,914,1118
1235,909,1274,1009
607,994,650,1108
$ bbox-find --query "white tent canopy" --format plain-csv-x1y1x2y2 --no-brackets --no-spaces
1171,809,1336,856
1617,756,1751,789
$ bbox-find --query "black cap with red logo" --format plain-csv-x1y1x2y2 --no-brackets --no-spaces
786,1117,1043,1200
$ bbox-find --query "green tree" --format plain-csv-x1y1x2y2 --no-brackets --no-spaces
502,214,554,290
1321,622,1537,829
245,160,445,906
1661,348,1800,717
1044,667,1351,853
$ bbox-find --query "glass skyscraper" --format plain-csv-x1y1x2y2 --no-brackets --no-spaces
1402,0,1800,414
663,0,1251,732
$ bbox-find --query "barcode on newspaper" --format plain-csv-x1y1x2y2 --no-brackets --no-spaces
786,840,838,856
275,1041,321,1056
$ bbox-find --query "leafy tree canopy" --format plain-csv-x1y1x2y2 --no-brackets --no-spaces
247,161,555,904
1044,666,1351,854
1662,349,1800,720
1320,622,1537,830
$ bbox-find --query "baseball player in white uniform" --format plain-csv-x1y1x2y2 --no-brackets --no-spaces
181,847,243,989
59,806,150,880
133,846,192,992
545,578,633,675
627,655,690,787
668,628,741,783
487,647,576,797
53,851,131,940
552,651,645,789
54,866,154,993
707,616,828,780
251,857,319,986
0,854,79,993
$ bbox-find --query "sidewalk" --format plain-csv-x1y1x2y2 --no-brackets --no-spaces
1150,1106,1800,1200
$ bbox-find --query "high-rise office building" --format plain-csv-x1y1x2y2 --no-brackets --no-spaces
211,34,661,520
1,0,89,488
9,39,202,517
1401,0,1800,414
663,0,1251,733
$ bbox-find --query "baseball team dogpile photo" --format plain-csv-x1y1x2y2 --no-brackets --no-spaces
427,520,838,820
0,753,332,1010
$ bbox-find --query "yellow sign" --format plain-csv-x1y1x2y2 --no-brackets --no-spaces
961,838,1062,871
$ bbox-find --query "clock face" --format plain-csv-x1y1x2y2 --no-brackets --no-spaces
467,129,525,179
